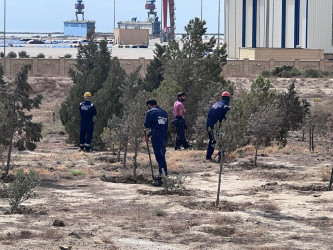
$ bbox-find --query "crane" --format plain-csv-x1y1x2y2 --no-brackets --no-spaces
162,0,175,41
75,0,85,21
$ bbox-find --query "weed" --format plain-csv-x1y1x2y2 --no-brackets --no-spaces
69,169,86,176
161,173,187,194
153,207,167,217
6,169,40,214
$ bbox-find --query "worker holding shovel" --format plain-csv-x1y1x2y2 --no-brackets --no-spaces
144,99,168,186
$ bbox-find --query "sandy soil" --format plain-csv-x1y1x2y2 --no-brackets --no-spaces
1,77,333,250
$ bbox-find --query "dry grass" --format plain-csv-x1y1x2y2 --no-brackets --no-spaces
320,166,332,181
39,229,63,240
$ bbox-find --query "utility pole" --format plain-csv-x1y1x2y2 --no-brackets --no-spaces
3,0,6,74
113,0,115,31
217,0,220,48
201,0,203,20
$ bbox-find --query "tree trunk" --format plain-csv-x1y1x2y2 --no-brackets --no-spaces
311,125,315,152
254,138,258,167
123,136,128,169
309,126,312,152
133,137,138,178
5,105,15,176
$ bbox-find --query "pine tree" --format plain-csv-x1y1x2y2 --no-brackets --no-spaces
162,17,228,137
0,65,43,176
143,43,166,92
277,82,310,146
60,31,112,147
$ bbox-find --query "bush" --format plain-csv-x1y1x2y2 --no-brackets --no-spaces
303,68,324,78
271,65,300,78
64,53,72,58
6,169,40,213
0,52,4,58
7,51,17,58
261,70,271,78
37,53,45,58
161,173,186,194
18,51,30,58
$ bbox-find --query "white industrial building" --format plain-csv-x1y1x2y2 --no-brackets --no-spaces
224,0,333,59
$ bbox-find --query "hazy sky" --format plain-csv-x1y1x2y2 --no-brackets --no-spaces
0,0,224,34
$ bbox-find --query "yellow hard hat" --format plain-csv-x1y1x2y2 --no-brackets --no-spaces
84,92,92,98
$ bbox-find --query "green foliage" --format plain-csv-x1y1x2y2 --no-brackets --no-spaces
18,51,30,58
303,68,324,78
64,53,72,58
276,82,310,146
0,64,43,175
161,18,228,137
6,169,40,214
7,51,17,58
60,32,113,147
36,53,45,58
161,173,186,194
0,52,4,58
69,169,86,176
143,43,166,92
271,65,300,78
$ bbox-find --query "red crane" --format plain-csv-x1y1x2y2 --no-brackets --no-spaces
162,0,175,40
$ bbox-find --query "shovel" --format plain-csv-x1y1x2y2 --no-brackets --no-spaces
144,130,155,180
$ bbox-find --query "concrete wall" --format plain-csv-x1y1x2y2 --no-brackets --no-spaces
0,57,149,78
114,29,149,45
239,48,324,60
1,57,333,79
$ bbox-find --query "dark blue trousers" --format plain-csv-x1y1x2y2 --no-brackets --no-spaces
174,117,189,149
206,128,222,161
152,137,167,176
80,120,94,150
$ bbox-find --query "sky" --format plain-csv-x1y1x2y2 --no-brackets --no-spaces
0,0,224,34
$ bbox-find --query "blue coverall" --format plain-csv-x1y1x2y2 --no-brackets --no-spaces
79,100,97,151
206,100,230,160
144,106,168,176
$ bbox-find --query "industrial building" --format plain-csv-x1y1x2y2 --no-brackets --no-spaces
224,0,333,59
114,28,149,45
64,0,95,37
118,18,159,36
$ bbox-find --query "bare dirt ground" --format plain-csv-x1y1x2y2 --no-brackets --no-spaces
1,77,333,250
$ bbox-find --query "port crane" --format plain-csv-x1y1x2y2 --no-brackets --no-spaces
75,0,85,21
145,0,175,40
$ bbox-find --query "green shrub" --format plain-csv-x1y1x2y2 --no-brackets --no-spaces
18,51,30,58
36,53,45,58
303,68,324,78
261,70,271,78
161,173,186,194
64,53,72,58
69,169,86,176
0,52,4,58
6,169,40,213
271,65,300,78
7,51,17,58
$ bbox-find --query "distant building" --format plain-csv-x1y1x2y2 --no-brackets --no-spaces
225,0,333,59
114,28,149,45
118,17,160,36
64,20,96,37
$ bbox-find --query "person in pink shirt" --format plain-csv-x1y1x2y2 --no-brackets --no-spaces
173,92,189,150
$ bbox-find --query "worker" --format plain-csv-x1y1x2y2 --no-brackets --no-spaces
173,92,189,150
144,99,168,185
79,92,97,152
206,91,231,162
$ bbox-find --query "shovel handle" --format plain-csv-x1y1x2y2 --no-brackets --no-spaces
144,130,154,180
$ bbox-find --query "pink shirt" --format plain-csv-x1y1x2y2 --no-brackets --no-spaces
174,101,185,118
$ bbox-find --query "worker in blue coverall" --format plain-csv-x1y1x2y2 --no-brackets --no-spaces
79,92,97,152
144,98,168,185
206,91,231,162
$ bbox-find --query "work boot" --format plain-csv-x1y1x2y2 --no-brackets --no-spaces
152,176,162,187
